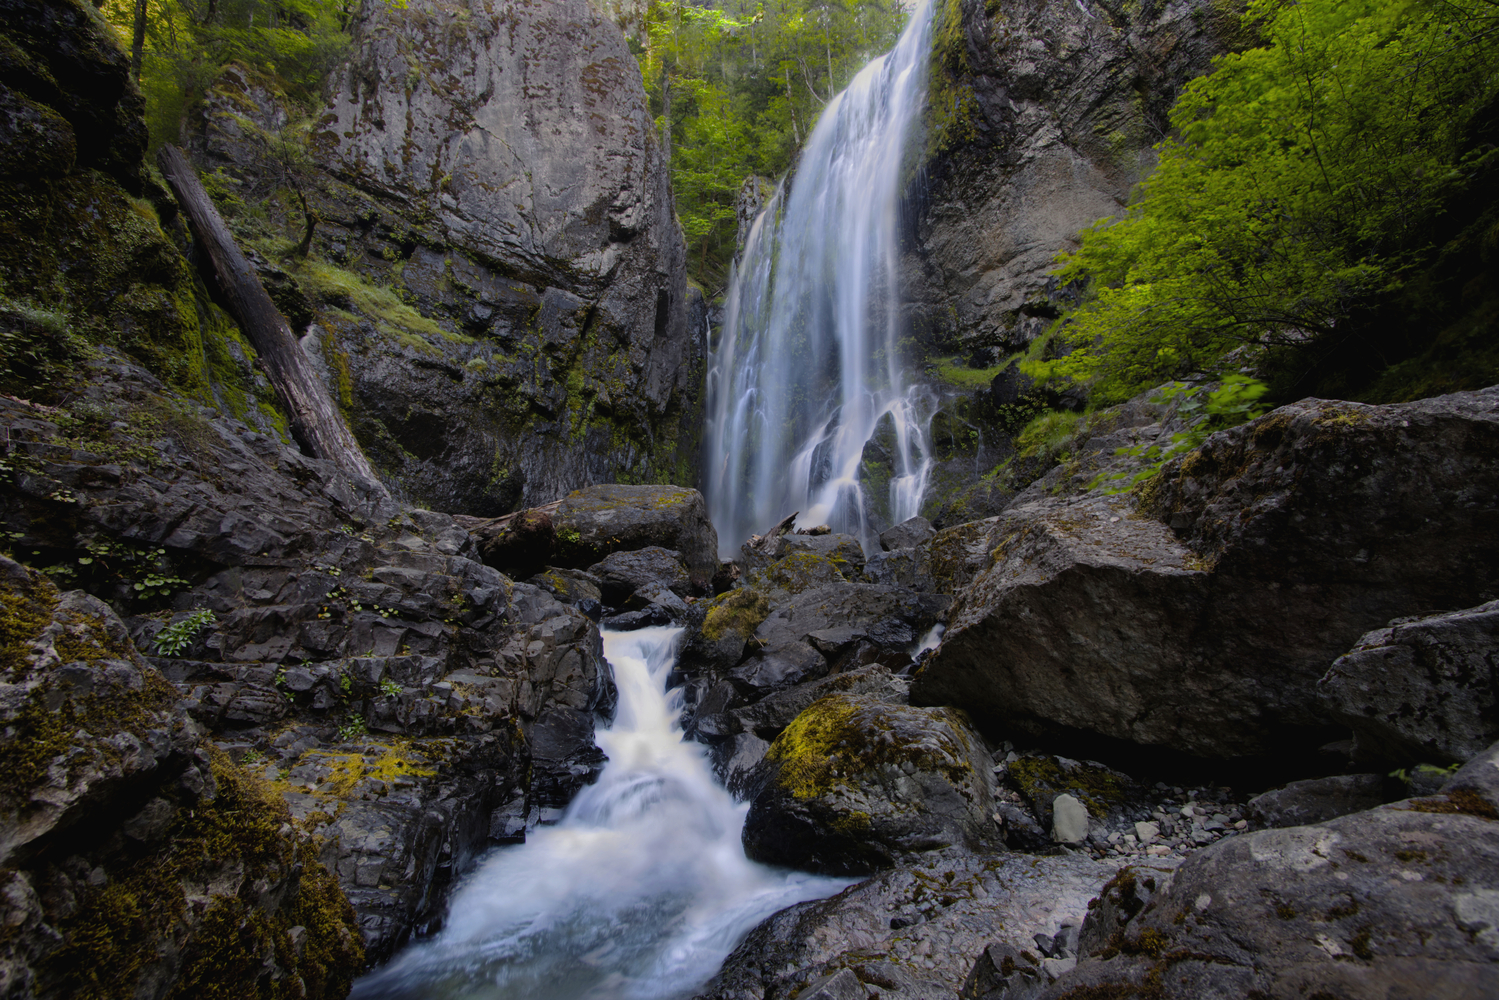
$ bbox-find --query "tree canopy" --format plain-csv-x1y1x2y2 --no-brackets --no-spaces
638,0,909,292
1030,0,1499,405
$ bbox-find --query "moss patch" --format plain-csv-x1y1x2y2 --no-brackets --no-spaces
701,588,770,642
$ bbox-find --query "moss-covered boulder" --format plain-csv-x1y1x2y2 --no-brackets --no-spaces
0,556,362,999
741,693,999,875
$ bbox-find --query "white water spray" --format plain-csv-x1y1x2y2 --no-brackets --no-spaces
704,0,937,556
352,628,848,1000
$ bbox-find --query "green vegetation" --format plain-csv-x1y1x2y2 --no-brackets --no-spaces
1030,0,1499,405
152,608,218,655
99,0,365,152
639,0,908,291
1096,376,1269,491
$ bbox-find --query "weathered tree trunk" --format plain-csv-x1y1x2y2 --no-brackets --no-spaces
130,0,147,81
156,144,387,494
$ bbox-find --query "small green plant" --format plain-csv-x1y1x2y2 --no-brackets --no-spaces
379,678,402,698
241,748,266,766
336,713,368,741
1389,762,1461,783
339,673,353,694
153,609,217,656
1098,375,1269,492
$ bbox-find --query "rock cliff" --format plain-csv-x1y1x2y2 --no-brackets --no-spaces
189,0,697,515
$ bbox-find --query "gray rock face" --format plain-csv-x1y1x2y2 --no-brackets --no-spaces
1246,774,1387,830
909,0,1237,355
553,484,720,587
587,546,692,605
879,516,936,552
740,693,999,875
697,852,1130,1000
1015,743,1499,1000
913,389,1499,758
191,0,697,515
1319,600,1499,766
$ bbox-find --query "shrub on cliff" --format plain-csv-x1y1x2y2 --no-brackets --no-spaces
1035,0,1499,405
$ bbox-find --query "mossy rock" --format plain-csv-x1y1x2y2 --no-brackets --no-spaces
741,693,999,875
0,555,364,999
1004,753,1139,831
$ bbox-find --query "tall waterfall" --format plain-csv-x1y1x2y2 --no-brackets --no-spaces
704,0,936,556
351,628,848,1000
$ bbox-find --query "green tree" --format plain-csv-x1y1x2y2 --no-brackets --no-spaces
639,0,907,291
101,0,360,151
1031,0,1499,405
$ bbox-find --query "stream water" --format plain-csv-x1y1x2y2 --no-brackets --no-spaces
704,0,937,556
351,628,849,1000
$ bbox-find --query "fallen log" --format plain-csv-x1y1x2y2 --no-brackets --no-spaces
155,144,386,495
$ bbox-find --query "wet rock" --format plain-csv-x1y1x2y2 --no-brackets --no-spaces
553,484,720,587
741,693,999,875
1246,774,1387,830
880,516,936,551
697,852,1130,1000
712,732,771,801
1318,599,1499,766
729,641,828,697
1028,741,1499,999
914,389,1499,758
586,546,692,605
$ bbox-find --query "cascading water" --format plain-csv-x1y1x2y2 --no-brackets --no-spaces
351,627,848,1000
704,0,936,556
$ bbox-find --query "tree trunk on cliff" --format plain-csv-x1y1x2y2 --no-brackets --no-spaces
155,144,387,494
130,0,147,81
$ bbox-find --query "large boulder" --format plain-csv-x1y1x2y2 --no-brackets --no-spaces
697,852,1132,1000
1011,741,1499,999
913,389,1499,758
551,484,719,586
1318,600,1499,766
741,693,999,875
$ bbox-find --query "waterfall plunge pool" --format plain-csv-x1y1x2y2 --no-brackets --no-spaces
351,627,850,1000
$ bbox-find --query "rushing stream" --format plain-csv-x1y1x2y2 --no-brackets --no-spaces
352,628,849,1000
704,0,937,555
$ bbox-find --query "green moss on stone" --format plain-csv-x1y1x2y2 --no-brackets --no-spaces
701,588,770,642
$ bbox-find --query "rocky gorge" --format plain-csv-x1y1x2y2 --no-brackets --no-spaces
0,0,1496,998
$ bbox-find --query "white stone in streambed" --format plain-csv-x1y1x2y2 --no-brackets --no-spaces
1135,820,1160,844
1052,794,1089,844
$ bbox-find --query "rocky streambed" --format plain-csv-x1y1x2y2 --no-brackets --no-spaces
1,334,1496,998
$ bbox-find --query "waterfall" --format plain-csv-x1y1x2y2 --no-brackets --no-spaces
704,0,936,557
351,627,848,1000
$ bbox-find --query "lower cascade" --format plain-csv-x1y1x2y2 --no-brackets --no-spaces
352,627,848,1000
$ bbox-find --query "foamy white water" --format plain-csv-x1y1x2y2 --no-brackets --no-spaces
351,627,849,1000
704,0,937,556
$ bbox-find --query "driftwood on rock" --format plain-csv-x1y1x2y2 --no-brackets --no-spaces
155,144,386,495
742,512,798,558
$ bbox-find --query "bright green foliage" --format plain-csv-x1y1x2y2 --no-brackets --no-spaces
1097,375,1269,492
100,0,362,150
1034,0,1499,405
153,609,217,656
640,0,908,291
